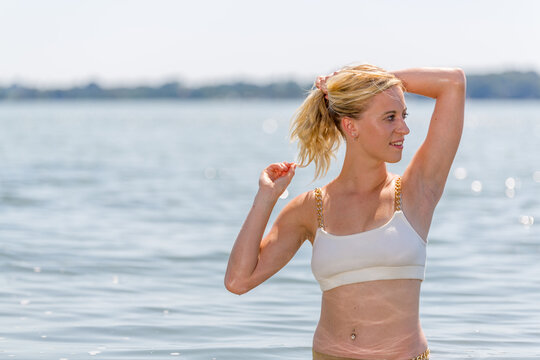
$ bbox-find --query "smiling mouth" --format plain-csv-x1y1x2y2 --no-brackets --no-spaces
390,140,404,146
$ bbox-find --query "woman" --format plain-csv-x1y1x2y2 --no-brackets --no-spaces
225,64,466,360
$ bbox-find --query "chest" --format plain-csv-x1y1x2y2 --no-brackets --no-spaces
310,212,427,291
320,194,395,237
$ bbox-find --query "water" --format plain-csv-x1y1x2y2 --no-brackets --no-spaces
0,99,539,359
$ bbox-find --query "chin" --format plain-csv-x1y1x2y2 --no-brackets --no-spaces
386,155,403,164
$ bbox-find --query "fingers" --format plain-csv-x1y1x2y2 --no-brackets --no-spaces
266,162,296,178
285,162,297,172
316,71,339,88
259,162,297,195
274,163,296,185
315,76,325,89
316,76,327,89
286,164,296,178
269,161,295,170
316,72,339,100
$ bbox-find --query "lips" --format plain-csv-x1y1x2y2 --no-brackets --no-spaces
390,140,404,148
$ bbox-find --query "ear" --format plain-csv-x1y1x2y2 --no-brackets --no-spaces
341,116,359,138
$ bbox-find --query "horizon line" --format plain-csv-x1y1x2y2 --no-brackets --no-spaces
1,68,540,91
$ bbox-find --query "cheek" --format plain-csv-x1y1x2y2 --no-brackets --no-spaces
359,130,385,152
360,122,388,143
359,128,396,156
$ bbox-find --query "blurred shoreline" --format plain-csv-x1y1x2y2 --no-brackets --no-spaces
1,71,540,100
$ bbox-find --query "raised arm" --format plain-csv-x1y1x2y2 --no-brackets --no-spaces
394,68,466,205
224,162,310,295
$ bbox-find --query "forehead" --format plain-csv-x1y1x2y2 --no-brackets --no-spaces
366,86,406,113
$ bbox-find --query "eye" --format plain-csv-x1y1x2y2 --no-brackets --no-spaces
386,114,395,121
403,112,409,119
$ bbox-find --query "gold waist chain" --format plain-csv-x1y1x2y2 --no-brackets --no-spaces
410,348,430,360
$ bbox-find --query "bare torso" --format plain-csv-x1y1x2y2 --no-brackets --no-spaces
307,175,432,359
312,280,427,359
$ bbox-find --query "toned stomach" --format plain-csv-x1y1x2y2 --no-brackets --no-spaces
313,279,427,360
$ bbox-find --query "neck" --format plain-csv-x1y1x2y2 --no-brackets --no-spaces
332,145,390,193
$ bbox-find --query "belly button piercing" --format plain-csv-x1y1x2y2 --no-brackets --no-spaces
350,329,356,340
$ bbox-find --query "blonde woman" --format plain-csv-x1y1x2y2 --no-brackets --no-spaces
225,64,466,360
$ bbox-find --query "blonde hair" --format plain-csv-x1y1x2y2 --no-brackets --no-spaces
290,64,403,179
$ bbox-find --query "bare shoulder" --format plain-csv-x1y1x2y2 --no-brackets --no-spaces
273,189,319,244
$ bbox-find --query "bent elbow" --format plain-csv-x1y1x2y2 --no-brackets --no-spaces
224,277,249,295
451,68,467,89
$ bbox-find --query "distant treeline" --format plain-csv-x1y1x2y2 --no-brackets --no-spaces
2,71,540,100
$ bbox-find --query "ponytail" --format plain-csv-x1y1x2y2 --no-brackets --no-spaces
290,87,342,180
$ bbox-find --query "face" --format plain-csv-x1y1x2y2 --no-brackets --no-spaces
344,86,410,163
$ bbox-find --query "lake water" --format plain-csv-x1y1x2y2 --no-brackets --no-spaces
0,99,539,359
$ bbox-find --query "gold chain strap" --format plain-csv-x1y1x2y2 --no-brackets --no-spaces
410,348,430,360
394,176,402,212
314,188,325,229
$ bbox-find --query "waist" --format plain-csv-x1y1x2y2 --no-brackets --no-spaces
314,318,426,360
321,279,422,309
315,280,423,353
312,348,430,360
313,323,426,355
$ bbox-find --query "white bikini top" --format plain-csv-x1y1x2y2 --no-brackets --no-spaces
311,177,427,292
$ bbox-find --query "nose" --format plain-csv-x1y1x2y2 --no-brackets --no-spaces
396,118,410,135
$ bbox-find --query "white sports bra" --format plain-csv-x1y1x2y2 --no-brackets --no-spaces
311,177,427,292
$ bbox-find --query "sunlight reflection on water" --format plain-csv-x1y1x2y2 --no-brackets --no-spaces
0,99,538,359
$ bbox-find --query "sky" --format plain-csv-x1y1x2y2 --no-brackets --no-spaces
1,0,539,88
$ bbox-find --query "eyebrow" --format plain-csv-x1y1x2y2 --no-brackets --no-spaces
381,108,408,116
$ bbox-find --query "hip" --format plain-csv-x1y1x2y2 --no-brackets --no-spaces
312,348,430,360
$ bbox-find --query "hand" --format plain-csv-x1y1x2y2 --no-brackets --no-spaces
315,71,339,99
259,162,297,198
